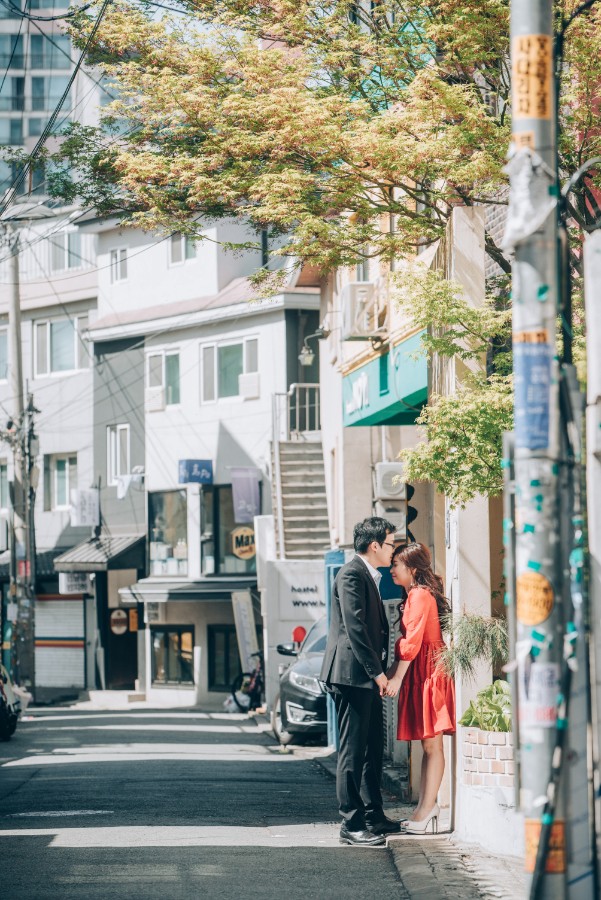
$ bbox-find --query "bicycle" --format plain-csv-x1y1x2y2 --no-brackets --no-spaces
230,650,265,712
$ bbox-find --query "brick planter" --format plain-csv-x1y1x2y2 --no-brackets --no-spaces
461,726,514,788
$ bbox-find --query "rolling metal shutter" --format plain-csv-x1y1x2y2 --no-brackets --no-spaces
35,596,85,689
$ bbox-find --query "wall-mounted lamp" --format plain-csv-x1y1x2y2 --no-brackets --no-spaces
299,326,330,367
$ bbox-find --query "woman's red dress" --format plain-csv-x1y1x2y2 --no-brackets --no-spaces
395,586,456,741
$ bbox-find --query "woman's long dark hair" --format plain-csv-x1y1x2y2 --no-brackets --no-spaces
393,542,451,625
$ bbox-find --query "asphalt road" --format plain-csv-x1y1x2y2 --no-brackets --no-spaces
0,707,405,900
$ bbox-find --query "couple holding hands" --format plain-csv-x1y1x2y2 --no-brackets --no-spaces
320,517,456,847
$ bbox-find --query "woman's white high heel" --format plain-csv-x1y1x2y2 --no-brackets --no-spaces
403,803,440,834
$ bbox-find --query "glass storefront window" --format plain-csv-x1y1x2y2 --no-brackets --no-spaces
148,489,188,576
200,485,257,576
151,627,194,684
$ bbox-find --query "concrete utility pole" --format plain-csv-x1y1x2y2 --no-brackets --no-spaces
505,1,565,896
2,201,55,695
505,2,597,898
6,225,35,691
585,229,601,874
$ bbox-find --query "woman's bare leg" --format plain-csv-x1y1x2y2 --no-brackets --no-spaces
413,734,444,820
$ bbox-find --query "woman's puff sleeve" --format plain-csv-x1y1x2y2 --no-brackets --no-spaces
396,588,431,661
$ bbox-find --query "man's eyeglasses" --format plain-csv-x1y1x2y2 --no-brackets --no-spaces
381,541,395,550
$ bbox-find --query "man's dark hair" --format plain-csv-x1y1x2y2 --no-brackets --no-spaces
353,517,397,554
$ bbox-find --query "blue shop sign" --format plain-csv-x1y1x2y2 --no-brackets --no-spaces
342,330,427,427
178,459,213,484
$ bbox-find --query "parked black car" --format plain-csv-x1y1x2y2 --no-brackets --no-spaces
272,616,328,745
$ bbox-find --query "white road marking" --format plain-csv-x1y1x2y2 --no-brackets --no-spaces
7,810,114,818
0,824,341,848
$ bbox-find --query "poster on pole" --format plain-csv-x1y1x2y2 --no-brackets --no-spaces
231,589,259,673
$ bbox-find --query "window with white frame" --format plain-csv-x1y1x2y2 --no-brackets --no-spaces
146,351,180,405
43,453,77,511
169,233,196,265
110,248,127,283
0,461,8,511
0,329,7,381
201,337,258,402
34,314,89,377
107,424,130,486
50,230,82,272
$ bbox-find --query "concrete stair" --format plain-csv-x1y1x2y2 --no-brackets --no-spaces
272,440,331,560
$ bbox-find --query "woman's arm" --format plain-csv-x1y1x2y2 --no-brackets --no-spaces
397,588,431,661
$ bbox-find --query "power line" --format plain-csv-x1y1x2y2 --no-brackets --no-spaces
0,0,113,214
0,0,93,22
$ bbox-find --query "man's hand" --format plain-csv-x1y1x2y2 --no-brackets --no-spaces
374,673,388,697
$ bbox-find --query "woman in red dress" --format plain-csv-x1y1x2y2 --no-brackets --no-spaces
385,542,455,834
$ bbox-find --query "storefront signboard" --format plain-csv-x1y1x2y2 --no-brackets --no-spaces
232,589,259,672
231,526,256,559
59,572,91,596
178,459,213,484
342,330,427,427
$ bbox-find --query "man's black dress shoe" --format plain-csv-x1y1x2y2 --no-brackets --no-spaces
366,816,402,835
339,825,386,846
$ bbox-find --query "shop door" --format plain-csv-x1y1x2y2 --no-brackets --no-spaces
106,607,138,689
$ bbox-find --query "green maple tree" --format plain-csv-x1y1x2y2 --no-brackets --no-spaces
34,0,599,502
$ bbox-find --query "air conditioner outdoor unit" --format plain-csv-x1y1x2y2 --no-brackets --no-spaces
341,282,381,341
145,386,166,412
374,461,406,501
374,500,407,541
239,372,260,400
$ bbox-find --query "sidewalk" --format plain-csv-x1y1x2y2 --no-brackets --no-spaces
264,728,526,900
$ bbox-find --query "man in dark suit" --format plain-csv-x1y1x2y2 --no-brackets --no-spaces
320,517,400,846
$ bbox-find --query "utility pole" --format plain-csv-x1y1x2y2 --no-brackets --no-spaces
504,2,597,898
585,229,601,875
5,224,35,694
504,1,565,897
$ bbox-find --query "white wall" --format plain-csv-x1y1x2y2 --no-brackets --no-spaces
144,308,288,492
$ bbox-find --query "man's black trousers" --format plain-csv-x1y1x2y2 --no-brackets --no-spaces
333,683,384,830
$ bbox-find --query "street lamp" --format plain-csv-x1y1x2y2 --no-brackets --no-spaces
298,326,330,367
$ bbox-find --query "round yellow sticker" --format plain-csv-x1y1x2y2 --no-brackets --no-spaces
516,570,554,625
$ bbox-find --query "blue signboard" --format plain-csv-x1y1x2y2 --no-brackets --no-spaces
178,459,213,484
514,341,552,450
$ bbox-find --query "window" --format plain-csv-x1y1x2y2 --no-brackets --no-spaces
0,76,24,111
169,233,196,265
201,485,258,576
30,34,70,70
50,231,82,272
0,35,24,69
146,351,180,405
110,248,127,282
34,315,89,376
149,490,188,576
0,462,8,511
0,330,7,380
208,625,242,691
43,453,77,511
201,338,259,402
31,76,71,111
151,626,194,685
356,257,370,281
0,118,22,145
107,424,130,486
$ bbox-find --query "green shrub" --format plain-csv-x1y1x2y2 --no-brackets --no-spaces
438,612,508,681
459,679,512,732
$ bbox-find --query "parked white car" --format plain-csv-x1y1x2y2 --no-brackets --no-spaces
0,665,22,741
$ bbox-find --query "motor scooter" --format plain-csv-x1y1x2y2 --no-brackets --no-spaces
0,664,21,741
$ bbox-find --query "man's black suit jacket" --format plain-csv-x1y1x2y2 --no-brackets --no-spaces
320,556,389,690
